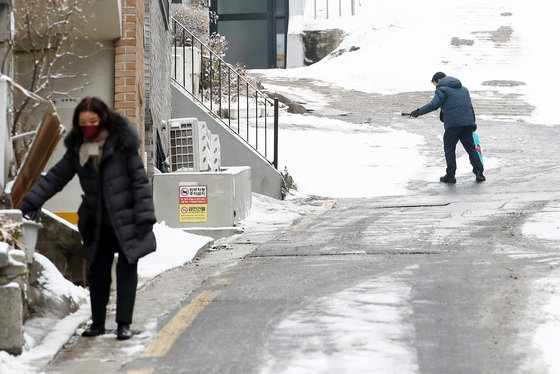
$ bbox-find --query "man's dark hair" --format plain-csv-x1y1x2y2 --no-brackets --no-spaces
431,72,446,83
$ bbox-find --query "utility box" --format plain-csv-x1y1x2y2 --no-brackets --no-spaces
153,166,251,236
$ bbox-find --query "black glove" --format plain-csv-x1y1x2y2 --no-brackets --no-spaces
26,210,42,222
410,109,420,118
20,208,41,222
20,199,34,216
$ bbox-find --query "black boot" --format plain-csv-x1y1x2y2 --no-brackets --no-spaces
117,323,133,340
82,324,105,337
440,174,456,184
475,171,486,182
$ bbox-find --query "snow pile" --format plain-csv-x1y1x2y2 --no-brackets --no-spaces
0,352,34,374
29,253,88,317
278,114,426,197
243,192,307,230
4,253,89,373
138,222,213,278
269,0,560,126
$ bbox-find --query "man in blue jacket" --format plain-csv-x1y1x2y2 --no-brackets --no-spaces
409,72,485,183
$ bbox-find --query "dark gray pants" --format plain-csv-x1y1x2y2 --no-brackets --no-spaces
88,224,137,327
443,126,483,176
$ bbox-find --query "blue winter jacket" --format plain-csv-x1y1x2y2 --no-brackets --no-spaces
418,77,476,129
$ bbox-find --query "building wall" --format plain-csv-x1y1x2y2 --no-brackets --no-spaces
114,0,146,157
144,0,172,177
42,42,117,218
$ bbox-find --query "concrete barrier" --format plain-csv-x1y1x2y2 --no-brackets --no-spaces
153,166,251,239
0,283,23,355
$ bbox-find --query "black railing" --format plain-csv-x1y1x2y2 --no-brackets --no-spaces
171,17,279,168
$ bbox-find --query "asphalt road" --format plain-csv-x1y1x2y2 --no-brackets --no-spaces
43,42,560,374
45,81,560,374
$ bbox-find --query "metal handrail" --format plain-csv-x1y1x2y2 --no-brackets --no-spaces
313,0,357,18
171,17,278,169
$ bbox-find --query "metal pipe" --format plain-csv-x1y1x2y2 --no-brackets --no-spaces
182,29,186,87
228,69,231,128
237,75,240,133
209,52,213,112
255,91,258,150
264,99,268,158
218,60,222,116
273,98,279,169
246,84,249,142
314,0,317,18
173,20,177,81
200,40,204,104
192,36,195,94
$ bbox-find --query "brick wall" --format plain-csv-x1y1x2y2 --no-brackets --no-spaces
114,0,146,157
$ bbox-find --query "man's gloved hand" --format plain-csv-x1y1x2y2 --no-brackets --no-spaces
410,109,420,118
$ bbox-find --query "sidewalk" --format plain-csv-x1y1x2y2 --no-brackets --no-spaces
0,223,214,374
1,193,316,374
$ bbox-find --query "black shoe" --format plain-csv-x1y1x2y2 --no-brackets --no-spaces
117,323,133,340
475,171,486,182
82,324,105,337
439,174,456,184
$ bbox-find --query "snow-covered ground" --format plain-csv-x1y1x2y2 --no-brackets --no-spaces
277,0,560,125
2,0,560,373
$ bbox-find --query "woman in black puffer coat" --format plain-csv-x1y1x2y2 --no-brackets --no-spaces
20,97,157,340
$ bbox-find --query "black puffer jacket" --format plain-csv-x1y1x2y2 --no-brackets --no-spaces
21,113,157,264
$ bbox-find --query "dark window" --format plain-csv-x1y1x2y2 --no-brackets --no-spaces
218,0,266,14
212,0,288,68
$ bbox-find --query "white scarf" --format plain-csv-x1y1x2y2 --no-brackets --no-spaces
79,129,109,168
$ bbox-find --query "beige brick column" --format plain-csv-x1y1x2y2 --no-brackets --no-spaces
114,0,146,157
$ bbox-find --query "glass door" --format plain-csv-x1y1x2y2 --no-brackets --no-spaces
211,0,288,69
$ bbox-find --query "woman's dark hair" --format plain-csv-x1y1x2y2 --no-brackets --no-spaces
72,97,114,133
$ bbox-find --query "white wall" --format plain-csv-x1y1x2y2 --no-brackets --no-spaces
41,41,116,218
287,0,306,68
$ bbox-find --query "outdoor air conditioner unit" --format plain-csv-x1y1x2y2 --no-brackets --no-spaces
197,121,211,172
168,117,201,172
209,134,221,172
167,117,218,172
